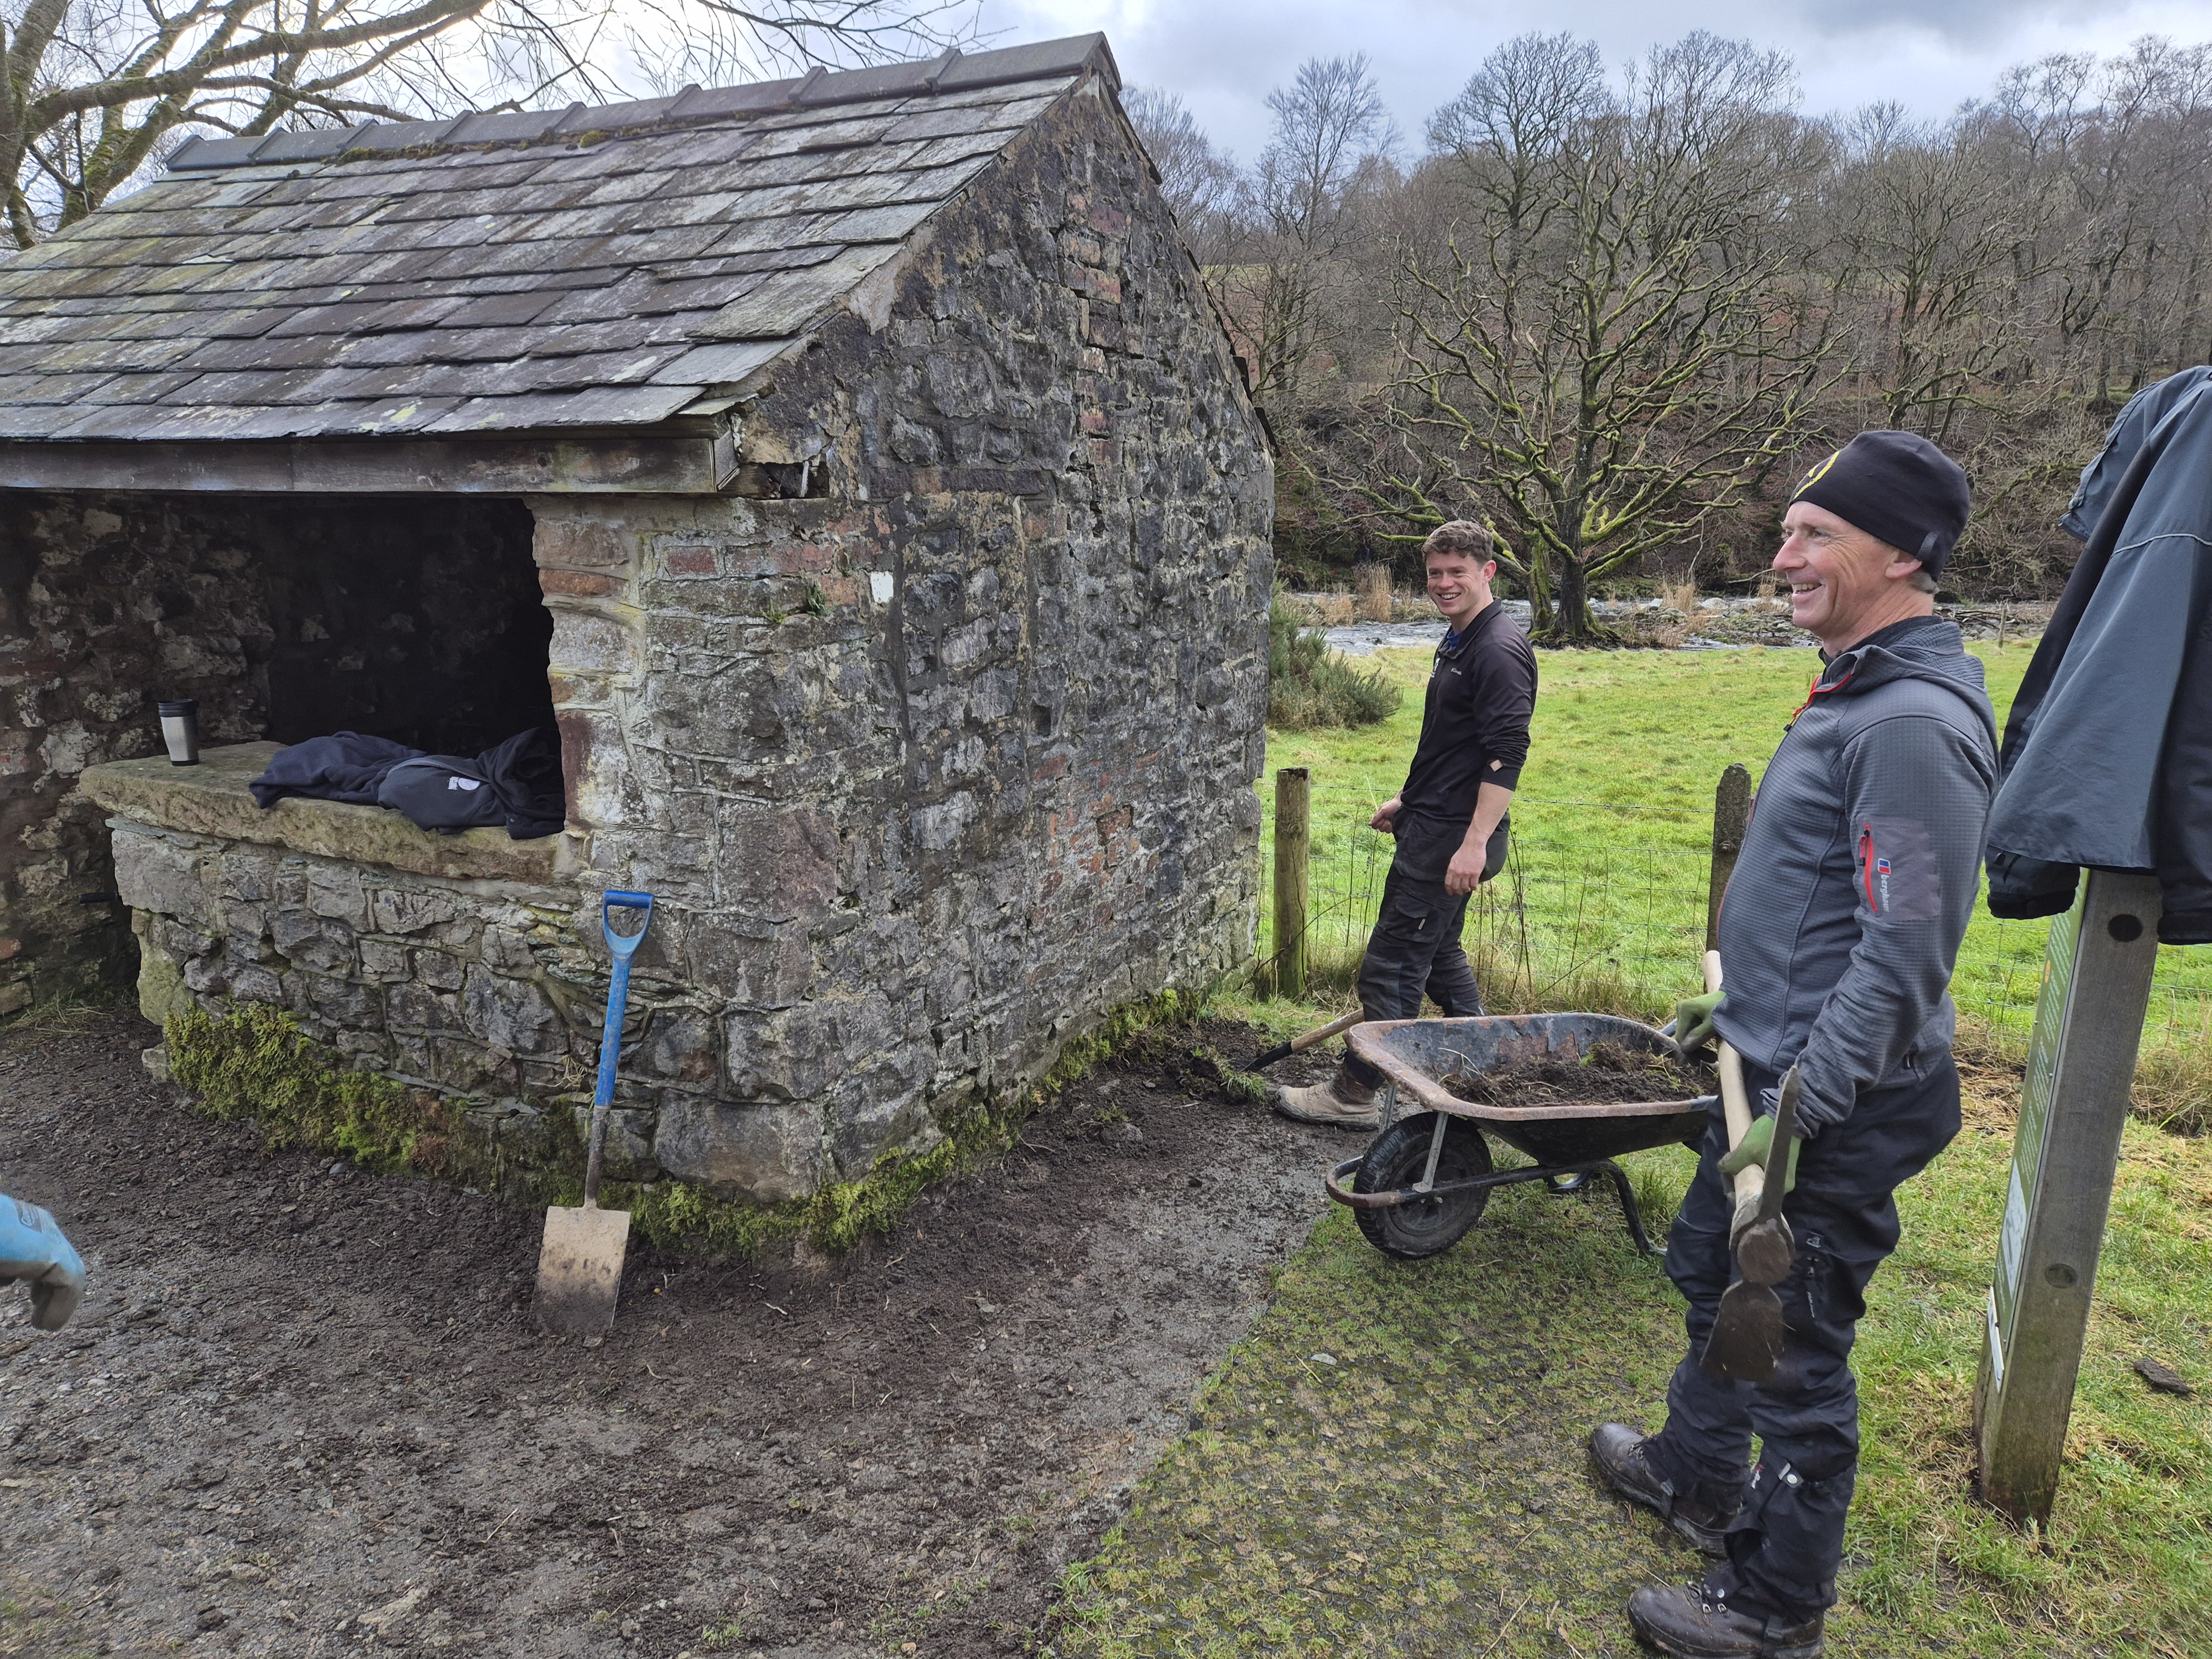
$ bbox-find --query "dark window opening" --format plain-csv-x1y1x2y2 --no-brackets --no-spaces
255,495,554,755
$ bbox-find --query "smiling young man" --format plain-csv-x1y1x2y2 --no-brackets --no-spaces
1592,432,1998,1659
1270,520,1537,1129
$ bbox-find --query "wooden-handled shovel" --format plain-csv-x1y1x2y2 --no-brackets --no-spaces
1693,949,1800,1385
1245,1009,1364,1072
1700,950,1765,1239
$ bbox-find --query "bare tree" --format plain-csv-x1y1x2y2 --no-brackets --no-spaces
1825,102,2043,442
1,0,981,247
618,0,979,101
1347,32,1833,641
1223,51,1396,406
1121,83,1237,244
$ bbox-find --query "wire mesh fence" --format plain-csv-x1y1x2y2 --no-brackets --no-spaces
1247,777,2212,1062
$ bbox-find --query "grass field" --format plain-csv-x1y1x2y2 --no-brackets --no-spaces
1048,639,2212,1658
1243,640,2212,1110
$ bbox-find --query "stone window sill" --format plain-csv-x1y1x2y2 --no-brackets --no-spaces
82,742,579,885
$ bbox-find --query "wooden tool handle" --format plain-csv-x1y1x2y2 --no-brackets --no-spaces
1701,950,1765,1229
1245,1009,1365,1072
1293,1009,1364,1054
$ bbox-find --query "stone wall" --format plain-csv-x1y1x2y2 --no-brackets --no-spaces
55,75,1272,1206
0,493,554,1011
528,81,1272,1197
109,810,684,1184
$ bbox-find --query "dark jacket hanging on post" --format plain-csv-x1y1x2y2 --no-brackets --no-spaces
1985,366,2212,943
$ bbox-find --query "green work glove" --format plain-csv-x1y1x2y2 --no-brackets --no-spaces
1719,1114,1801,1194
1673,988,1724,1053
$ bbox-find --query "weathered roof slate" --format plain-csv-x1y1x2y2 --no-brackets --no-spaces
0,35,1115,444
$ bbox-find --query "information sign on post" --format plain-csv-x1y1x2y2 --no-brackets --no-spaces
1975,868,2163,1525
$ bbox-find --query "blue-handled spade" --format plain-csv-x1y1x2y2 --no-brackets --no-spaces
534,890,654,1338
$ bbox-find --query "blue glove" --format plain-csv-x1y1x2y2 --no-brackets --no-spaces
0,1196,86,1331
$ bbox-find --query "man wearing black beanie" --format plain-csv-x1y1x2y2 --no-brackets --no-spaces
1589,432,1998,1658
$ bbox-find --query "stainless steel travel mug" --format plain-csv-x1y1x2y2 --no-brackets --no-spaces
158,699,199,766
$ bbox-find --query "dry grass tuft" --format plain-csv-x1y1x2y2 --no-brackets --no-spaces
2127,1042,2212,1136
1949,1015,2211,1137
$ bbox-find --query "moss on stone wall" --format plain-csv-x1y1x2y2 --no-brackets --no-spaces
164,986,1198,1259
612,1092,1025,1258
612,987,1201,1255
166,1003,513,1190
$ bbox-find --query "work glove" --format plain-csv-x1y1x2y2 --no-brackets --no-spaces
0,1196,86,1331
1673,988,1724,1054
1718,1108,1802,1196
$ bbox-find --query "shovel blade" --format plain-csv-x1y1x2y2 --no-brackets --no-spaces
1700,1281,1786,1384
534,1203,632,1338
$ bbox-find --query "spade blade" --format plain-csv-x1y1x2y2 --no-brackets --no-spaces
534,1203,632,1338
1700,1280,1786,1383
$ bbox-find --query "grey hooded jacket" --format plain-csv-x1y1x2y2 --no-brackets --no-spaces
1714,617,1998,1134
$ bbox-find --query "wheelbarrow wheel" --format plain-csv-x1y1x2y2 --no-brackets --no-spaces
1352,1112,1493,1259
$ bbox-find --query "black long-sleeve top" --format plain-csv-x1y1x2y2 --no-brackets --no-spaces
1395,599,1537,837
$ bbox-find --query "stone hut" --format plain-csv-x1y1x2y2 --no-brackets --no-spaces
0,35,1272,1201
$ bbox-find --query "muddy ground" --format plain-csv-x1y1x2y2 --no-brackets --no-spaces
0,1009,1347,1658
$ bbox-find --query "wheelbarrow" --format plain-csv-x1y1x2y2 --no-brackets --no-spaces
1322,1013,1713,1260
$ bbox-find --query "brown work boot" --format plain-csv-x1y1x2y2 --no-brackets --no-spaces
1626,1578,1824,1658
1589,1423,1736,1555
1268,1067,1380,1129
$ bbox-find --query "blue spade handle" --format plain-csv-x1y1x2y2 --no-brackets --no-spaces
585,890,654,1206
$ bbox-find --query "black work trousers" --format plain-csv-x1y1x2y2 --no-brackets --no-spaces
1343,816,1506,1087
1647,1053,1960,1618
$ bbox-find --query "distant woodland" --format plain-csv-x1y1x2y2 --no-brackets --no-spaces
1128,34,2212,638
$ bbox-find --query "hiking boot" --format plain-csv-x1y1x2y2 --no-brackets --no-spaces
1626,1579,1824,1658
1269,1068,1380,1130
1589,1423,1736,1556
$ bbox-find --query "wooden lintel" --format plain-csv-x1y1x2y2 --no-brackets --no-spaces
0,433,732,495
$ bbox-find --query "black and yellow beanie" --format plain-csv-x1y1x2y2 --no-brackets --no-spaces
1792,430,1971,573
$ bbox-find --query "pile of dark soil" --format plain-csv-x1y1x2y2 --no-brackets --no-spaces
0,1009,1344,1658
1444,1041,1716,1109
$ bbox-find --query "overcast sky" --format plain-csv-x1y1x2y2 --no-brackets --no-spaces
986,0,2212,160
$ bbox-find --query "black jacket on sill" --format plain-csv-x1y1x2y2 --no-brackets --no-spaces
251,726,565,842
1985,365,2212,942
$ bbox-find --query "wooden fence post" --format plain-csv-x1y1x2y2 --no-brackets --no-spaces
1707,763,1751,954
1273,768,1311,1000
1975,869,2163,1524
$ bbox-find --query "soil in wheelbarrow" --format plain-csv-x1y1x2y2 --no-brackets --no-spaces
1444,1040,1717,1109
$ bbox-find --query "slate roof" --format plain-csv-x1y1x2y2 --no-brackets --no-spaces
0,35,1116,445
